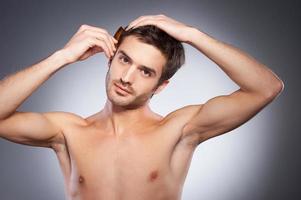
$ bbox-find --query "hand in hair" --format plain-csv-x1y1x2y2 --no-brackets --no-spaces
62,24,118,63
125,14,195,43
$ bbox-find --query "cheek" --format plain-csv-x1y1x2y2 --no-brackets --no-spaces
136,81,158,93
109,64,122,79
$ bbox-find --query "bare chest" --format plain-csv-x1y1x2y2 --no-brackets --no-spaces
54,124,195,199
72,128,176,181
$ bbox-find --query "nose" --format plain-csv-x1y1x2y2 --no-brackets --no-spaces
121,65,136,85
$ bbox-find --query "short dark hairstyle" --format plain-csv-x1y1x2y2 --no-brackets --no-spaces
114,25,185,86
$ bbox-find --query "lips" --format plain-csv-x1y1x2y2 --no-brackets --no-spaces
114,83,131,94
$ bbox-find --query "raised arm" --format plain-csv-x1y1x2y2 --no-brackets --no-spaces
180,28,284,143
0,24,117,148
0,50,69,148
126,14,284,144
0,111,83,148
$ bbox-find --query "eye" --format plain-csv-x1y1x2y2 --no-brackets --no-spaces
141,69,151,77
119,55,130,64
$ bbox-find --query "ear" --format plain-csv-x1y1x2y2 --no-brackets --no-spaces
154,80,169,94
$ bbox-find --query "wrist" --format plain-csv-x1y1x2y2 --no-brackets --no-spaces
184,27,202,44
184,26,200,45
185,27,217,52
53,49,74,66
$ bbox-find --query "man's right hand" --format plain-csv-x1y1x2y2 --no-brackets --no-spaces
61,24,118,64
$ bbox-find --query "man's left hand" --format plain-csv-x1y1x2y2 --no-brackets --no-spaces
125,14,195,43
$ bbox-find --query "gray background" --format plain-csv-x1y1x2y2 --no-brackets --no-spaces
0,0,299,199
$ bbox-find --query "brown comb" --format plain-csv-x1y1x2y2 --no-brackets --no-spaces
113,26,126,41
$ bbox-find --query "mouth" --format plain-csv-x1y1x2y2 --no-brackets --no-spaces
114,83,132,95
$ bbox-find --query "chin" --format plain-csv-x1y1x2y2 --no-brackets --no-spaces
110,94,150,110
111,97,133,107
107,91,134,108
111,99,143,110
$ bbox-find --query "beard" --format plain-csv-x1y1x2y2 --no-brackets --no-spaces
105,70,156,110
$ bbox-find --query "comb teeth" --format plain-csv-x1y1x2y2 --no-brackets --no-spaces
113,26,125,41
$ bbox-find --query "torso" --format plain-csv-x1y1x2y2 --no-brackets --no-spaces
51,109,200,200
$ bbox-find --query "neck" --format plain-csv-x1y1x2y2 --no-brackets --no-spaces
102,99,155,135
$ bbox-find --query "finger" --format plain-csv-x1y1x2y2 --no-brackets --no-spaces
75,24,88,35
103,35,117,55
81,25,117,50
90,37,111,58
77,24,117,44
99,39,112,58
130,15,168,31
90,27,118,45
97,31,116,55
109,36,117,55
112,36,118,43
78,24,110,35
101,33,115,56
126,15,156,30
128,19,155,30
107,35,116,54
85,30,114,56
95,32,114,56
77,24,115,42
126,15,147,30
110,35,118,46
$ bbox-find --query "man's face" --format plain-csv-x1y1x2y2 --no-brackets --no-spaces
105,35,168,109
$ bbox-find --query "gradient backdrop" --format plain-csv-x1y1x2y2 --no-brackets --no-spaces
0,0,298,199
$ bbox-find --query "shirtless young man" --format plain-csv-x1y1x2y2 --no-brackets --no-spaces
0,14,284,200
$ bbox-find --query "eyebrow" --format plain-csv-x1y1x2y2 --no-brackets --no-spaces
118,50,157,76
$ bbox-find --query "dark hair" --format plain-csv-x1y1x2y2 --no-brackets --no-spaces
115,25,185,86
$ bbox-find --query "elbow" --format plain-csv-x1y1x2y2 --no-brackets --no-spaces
277,79,285,93
264,79,285,100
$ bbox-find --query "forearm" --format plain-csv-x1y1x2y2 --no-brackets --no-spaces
186,27,284,96
0,49,69,120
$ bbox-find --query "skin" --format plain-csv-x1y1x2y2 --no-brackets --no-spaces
0,15,284,200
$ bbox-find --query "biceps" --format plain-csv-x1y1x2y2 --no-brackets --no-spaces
0,111,62,147
185,89,272,141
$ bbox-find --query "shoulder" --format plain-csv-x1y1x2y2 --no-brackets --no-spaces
43,111,87,145
158,104,204,136
43,111,87,127
162,104,204,124
157,104,204,147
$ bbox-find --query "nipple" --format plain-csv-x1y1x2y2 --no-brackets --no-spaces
148,170,159,182
79,175,84,183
